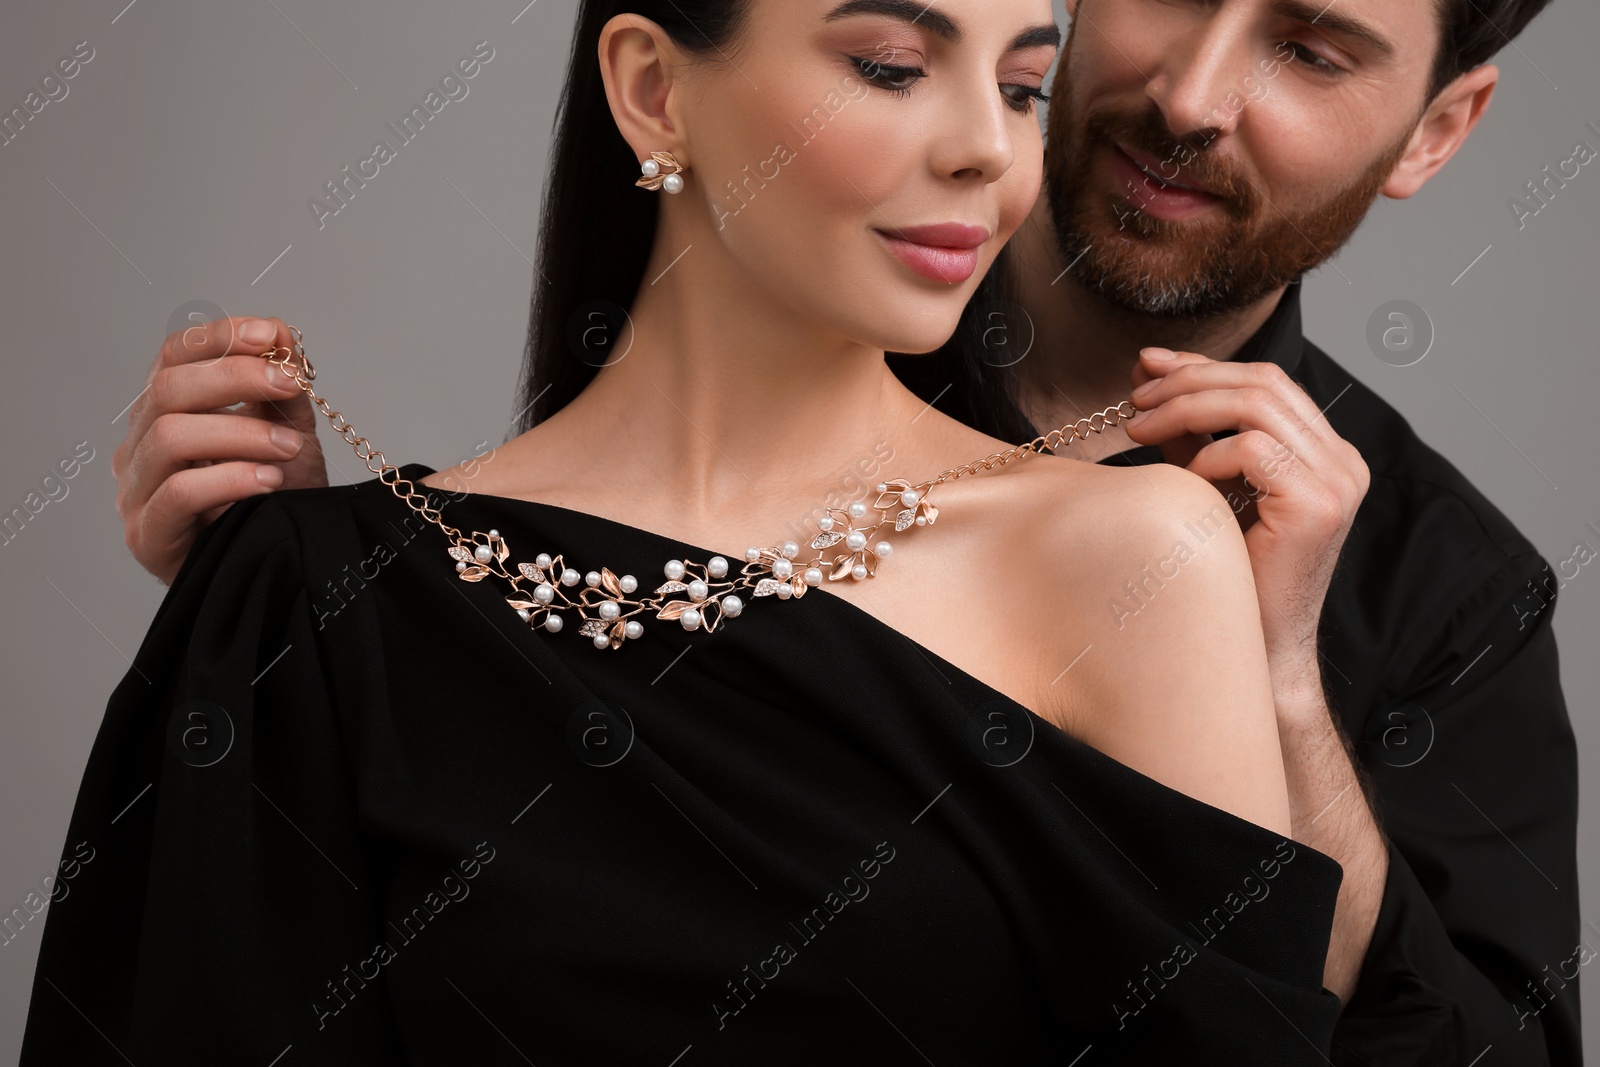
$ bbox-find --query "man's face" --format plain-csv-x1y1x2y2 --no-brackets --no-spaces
1044,0,1439,318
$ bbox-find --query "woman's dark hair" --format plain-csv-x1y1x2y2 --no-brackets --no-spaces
511,0,1038,444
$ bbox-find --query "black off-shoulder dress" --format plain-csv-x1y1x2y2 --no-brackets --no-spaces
20,463,1345,1065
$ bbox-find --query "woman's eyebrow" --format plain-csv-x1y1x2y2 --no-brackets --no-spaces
823,0,1061,52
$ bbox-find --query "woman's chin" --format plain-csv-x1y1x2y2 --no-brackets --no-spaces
856,307,966,356
884,321,966,356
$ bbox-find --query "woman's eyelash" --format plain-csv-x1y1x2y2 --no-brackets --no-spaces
852,56,925,95
1002,84,1051,113
850,56,1052,113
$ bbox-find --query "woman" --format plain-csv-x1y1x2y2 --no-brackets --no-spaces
26,0,1343,1062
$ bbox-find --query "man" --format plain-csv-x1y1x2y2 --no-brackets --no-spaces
112,0,1577,1062
985,0,1577,1062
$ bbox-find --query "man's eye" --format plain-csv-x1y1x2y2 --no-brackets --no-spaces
1281,41,1342,75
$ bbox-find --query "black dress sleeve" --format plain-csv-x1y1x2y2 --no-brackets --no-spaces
19,493,406,1065
1332,550,1582,1066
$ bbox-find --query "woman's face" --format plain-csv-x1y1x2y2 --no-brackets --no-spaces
672,0,1060,354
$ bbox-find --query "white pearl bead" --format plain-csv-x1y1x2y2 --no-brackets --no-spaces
875,541,892,558
455,561,467,573
775,582,793,599
771,558,793,579
489,529,499,537
849,501,867,519
818,516,834,531
722,595,744,617
561,568,581,586
534,583,555,604
745,547,761,563
474,544,493,563
804,567,823,586
599,601,620,620
536,552,552,567
516,608,530,621
915,515,927,525
624,620,644,639
663,173,684,194
544,614,564,633
876,482,887,493
665,559,686,581
641,159,661,178
681,607,701,630
593,634,611,649
845,531,867,552
688,580,708,601
852,563,868,580
708,556,729,578
900,488,921,507
620,574,638,593
585,571,601,587
782,541,799,559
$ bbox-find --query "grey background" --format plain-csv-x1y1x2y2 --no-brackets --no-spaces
0,0,1594,1058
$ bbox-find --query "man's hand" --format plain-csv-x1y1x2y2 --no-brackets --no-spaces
113,316,330,586
1123,347,1386,1004
1123,348,1370,705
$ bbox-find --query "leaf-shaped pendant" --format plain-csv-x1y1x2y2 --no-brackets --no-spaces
655,600,695,620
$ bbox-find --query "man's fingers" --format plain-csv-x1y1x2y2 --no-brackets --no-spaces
153,315,284,377
1126,387,1331,476
124,412,303,511
133,461,281,577
1134,356,1341,448
1185,429,1361,530
130,353,304,442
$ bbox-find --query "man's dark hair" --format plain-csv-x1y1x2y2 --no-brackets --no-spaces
1427,0,1554,101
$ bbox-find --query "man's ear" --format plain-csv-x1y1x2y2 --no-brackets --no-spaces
597,14,686,167
1384,64,1498,200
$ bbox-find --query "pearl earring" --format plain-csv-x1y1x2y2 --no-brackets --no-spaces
636,151,686,195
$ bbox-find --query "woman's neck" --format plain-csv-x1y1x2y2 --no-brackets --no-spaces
493,228,964,527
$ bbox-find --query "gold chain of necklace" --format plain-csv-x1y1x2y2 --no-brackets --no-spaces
260,326,1138,651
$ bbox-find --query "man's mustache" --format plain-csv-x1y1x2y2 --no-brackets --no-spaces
1081,109,1258,217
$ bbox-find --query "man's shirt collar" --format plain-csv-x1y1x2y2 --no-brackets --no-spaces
1232,280,1305,377
1096,281,1306,466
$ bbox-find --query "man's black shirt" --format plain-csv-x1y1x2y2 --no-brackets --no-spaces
895,280,1581,1064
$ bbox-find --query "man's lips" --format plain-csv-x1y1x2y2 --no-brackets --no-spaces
1115,142,1220,195
1107,142,1225,221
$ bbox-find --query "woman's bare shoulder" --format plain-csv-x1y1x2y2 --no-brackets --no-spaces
999,458,1291,833
1006,458,1250,582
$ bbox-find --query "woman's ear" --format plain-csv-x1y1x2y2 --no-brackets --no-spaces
597,15,686,166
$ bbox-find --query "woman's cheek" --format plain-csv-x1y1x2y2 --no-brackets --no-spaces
1001,153,1044,234
802,114,912,215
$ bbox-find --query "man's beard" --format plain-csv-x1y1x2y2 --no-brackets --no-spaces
1043,63,1413,319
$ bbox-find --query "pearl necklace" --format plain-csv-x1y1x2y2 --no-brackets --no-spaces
262,327,1137,651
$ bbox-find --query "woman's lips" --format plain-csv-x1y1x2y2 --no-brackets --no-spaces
874,226,988,284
